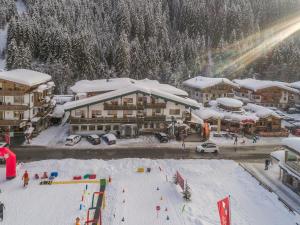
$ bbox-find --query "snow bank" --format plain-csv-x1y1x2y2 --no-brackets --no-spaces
183,76,239,90
270,150,286,162
0,159,299,225
0,69,52,86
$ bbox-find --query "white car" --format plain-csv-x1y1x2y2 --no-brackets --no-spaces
196,143,219,153
65,135,81,146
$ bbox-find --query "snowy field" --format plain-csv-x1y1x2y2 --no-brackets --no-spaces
0,159,299,225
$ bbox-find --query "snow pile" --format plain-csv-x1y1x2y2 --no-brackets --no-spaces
0,159,299,225
65,84,200,111
289,81,300,90
217,97,243,108
51,105,65,118
0,69,52,86
282,137,300,154
183,76,239,90
244,103,281,118
234,78,299,93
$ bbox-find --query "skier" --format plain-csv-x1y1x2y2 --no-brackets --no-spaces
0,201,4,221
265,159,270,170
22,170,29,187
252,135,257,143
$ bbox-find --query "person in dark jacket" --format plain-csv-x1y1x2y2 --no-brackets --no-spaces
0,201,5,221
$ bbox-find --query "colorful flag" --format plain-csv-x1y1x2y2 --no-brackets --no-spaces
217,196,231,225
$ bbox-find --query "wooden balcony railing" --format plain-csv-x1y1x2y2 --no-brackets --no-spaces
0,90,26,96
70,115,167,124
0,119,22,126
0,104,29,111
145,103,166,108
104,103,144,110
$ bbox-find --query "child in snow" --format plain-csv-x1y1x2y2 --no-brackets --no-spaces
0,201,5,221
22,170,29,187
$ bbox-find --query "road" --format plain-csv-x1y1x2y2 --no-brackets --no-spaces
10,144,279,162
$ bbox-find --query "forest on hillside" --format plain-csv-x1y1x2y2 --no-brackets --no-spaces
1,0,300,93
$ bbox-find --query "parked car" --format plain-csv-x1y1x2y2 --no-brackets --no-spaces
102,133,117,145
287,108,300,114
87,134,101,145
154,132,169,143
65,135,81,146
196,142,219,153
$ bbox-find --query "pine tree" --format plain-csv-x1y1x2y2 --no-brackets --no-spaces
115,31,130,77
6,38,18,70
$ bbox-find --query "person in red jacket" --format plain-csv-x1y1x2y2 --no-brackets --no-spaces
22,170,29,187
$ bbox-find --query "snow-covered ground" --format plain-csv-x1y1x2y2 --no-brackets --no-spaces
0,25,7,70
15,0,27,15
0,159,299,225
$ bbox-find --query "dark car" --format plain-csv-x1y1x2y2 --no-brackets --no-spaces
155,132,169,143
87,134,101,145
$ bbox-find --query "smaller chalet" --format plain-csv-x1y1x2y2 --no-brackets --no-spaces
194,98,286,136
64,84,200,138
279,138,300,195
182,76,239,106
233,78,298,109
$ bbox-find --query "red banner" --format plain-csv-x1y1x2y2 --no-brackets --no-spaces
176,171,185,190
217,196,231,225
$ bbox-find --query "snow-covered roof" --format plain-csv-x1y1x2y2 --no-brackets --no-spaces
216,98,243,108
289,81,300,90
190,113,204,125
70,78,188,97
64,84,200,111
244,103,281,118
234,78,299,93
183,76,239,90
282,137,300,155
0,69,52,87
270,150,286,162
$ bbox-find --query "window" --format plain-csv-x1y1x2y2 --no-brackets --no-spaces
97,125,103,131
155,108,161,113
169,109,180,115
0,82,2,90
123,98,133,104
108,110,117,116
14,96,24,104
89,125,95,131
113,125,119,130
14,111,23,119
72,126,79,131
0,96,3,105
92,110,102,118
144,123,148,128
81,125,87,131
110,99,118,105
150,123,154,128
105,125,111,131
124,110,133,115
75,110,83,117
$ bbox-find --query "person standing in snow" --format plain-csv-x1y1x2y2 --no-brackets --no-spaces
234,136,238,145
0,201,5,221
22,170,29,187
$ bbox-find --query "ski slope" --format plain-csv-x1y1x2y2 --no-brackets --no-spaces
0,159,299,225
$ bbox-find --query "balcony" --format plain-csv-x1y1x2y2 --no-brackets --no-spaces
286,161,300,174
70,115,167,124
104,103,144,110
0,104,29,111
145,103,166,108
0,119,23,126
0,90,26,96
